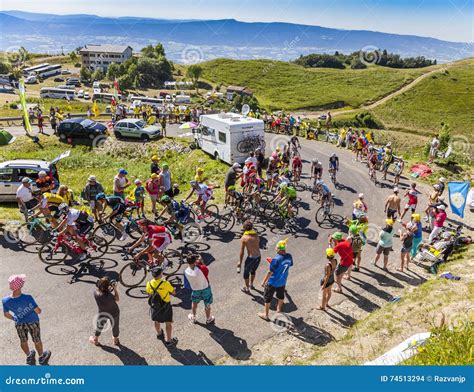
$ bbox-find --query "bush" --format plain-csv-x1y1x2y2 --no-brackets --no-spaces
332,112,383,129
9,103,18,109
350,59,367,70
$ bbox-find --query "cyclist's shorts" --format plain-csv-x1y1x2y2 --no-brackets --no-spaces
200,190,212,204
152,233,172,252
77,221,93,235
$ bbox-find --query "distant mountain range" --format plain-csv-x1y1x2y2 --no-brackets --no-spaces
1,10,472,63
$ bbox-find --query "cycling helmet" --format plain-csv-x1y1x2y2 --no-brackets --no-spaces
95,192,106,201
32,189,42,196
227,185,236,192
279,182,288,190
331,153,336,158
57,203,69,215
312,158,318,163
160,195,171,203
326,248,335,258
316,180,324,185
411,213,421,222
190,180,198,187
349,224,358,234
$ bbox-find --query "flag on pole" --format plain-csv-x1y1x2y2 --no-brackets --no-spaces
111,78,121,107
448,181,469,218
92,101,100,118
18,80,31,135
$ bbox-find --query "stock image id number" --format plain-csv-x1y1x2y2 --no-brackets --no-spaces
381,375,426,382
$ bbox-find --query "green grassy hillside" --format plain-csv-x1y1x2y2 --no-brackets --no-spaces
371,58,474,139
200,59,430,111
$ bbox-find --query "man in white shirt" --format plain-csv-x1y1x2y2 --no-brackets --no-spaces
184,254,215,324
429,136,440,163
16,178,37,219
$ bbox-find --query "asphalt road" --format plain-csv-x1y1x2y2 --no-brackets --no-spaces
0,125,460,365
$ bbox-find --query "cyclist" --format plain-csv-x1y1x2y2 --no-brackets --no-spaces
311,159,323,182
328,153,339,182
352,193,368,220
55,203,94,260
157,195,190,240
367,146,378,180
315,180,333,207
95,192,128,241
291,154,302,183
128,219,172,266
382,143,394,180
289,136,301,157
30,191,63,227
275,183,297,218
185,180,213,220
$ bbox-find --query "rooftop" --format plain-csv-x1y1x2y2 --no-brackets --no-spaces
79,44,132,54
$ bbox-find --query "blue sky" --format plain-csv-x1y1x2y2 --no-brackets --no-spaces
2,0,473,41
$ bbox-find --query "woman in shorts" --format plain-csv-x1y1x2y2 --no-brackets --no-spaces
373,219,394,270
319,248,337,310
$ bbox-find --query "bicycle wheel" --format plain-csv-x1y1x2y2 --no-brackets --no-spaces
182,222,203,243
203,204,219,224
268,210,285,230
38,243,68,265
92,223,119,245
119,261,147,288
315,206,329,224
162,250,183,276
89,235,109,259
16,222,42,245
218,212,236,232
311,188,321,202
125,219,141,240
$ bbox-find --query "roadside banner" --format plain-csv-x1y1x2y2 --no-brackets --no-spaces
448,181,469,218
18,79,31,135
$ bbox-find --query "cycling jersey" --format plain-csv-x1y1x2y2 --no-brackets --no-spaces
65,209,93,234
312,163,323,174
329,157,339,169
320,184,331,195
105,196,127,213
286,186,297,199
196,183,213,203
146,225,172,252
292,156,302,168
369,153,378,165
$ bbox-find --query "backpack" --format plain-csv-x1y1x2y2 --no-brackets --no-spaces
148,281,166,311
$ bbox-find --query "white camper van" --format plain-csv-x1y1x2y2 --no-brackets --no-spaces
194,113,265,165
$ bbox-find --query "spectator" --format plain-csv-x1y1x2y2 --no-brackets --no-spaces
437,177,446,195
373,219,395,270
398,225,415,272
183,254,215,324
89,277,120,346
238,220,261,292
159,163,173,198
258,239,293,321
83,175,105,221
146,267,178,347
225,163,242,205
319,248,337,311
37,114,44,134
16,178,37,219
160,116,167,137
36,171,54,194
146,173,161,216
329,232,353,293
2,274,51,365
255,148,265,177
150,156,160,175
348,224,364,272
384,187,401,220
429,135,440,163
50,114,57,135
57,185,75,207
352,193,368,219
113,168,130,199
429,205,447,243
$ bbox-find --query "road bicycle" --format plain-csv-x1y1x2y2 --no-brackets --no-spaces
11,215,51,245
329,168,337,185
315,197,335,224
92,210,142,245
119,246,184,287
154,216,203,244
38,231,108,265
190,201,220,225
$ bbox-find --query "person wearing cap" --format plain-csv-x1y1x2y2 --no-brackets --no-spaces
329,232,353,292
352,193,368,220
113,168,131,199
429,205,447,243
319,249,338,310
159,163,173,198
398,223,416,272
382,143,394,180
384,188,401,220
348,224,364,272
373,219,395,270
429,135,440,163
225,163,242,205
35,171,54,194
128,179,146,218
401,182,421,220
404,214,423,258
183,254,215,324
145,266,177,347
83,175,104,221
146,173,161,216
150,155,160,175
258,239,293,321
392,158,404,186
2,274,51,365
16,178,38,220
255,148,265,177
437,177,446,195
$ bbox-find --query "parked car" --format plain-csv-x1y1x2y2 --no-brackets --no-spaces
61,69,71,75
84,92,90,100
57,118,107,141
66,78,81,87
0,151,70,202
54,77,65,82
57,85,75,90
77,89,84,98
0,85,14,94
113,118,161,141
24,76,38,84
93,81,100,89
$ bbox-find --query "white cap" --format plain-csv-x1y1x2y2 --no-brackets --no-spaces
433,184,440,190
437,205,446,210
358,193,364,198
38,170,47,176
134,179,142,184
88,175,97,182
232,163,241,169
439,177,446,182
393,187,399,192
21,177,30,183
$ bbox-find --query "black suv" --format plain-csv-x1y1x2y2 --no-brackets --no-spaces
57,118,107,140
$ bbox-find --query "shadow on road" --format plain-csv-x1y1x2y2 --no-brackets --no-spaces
287,316,335,345
341,284,381,313
99,343,148,365
204,323,252,361
165,347,214,365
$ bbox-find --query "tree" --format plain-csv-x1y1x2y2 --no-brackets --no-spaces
135,57,172,88
0,62,11,74
92,69,105,81
80,66,92,82
186,64,203,92
438,122,451,151
69,51,78,62
350,59,367,69
107,63,121,81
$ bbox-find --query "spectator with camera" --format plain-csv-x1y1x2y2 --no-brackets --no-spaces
90,277,120,346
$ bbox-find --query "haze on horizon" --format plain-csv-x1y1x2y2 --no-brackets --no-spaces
1,0,473,42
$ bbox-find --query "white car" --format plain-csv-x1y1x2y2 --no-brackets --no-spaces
113,118,161,141
24,76,38,84
61,69,71,75
93,81,100,89
93,88,101,94
84,92,90,100
77,89,84,98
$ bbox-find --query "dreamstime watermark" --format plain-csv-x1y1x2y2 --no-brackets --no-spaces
181,45,204,64
450,135,472,159
3,45,28,67
359,45,382,66
183,222,203,243
268,134,290,153
262,36,300,75
5,373,85,386
92,312,115,334
365,222,381,243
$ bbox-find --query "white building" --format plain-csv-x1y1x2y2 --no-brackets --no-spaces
79,44,133,73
